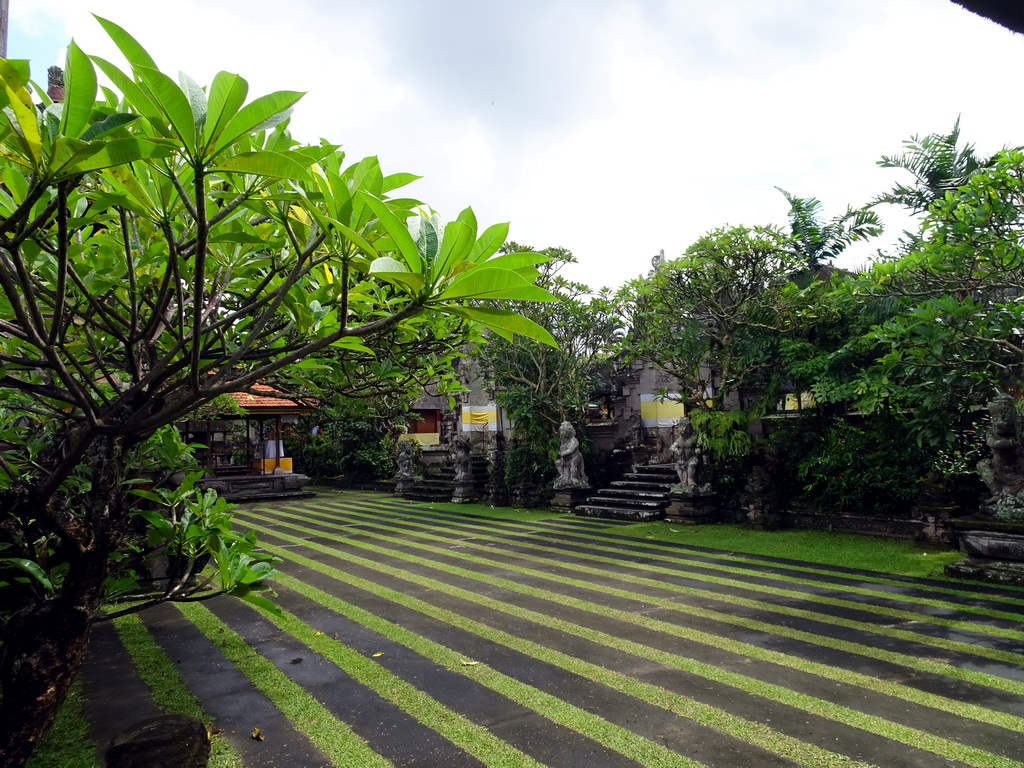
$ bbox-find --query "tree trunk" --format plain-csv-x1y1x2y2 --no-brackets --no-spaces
0,434,130,768
0,544,111,767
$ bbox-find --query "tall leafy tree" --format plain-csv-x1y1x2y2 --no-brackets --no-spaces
473,245,621,452
619,225,804,415
867,148,1024,448
0,19,554,765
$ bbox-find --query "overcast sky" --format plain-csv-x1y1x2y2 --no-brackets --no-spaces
11,1,1024,290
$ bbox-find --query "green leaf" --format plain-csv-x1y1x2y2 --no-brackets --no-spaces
467,221,510,263
178,71,208,135
60,137,174,177
437,267,554,301
211,90,305,157
1,558,53,591
368,255,425,291
360,193,422,274
382,171,421,192
434,219,476,279
203,71,249,148
78,112,140,142
46,137,101,177
1,79,42,168
213,151,311,182
446,306,558,347
94,15,158,70
91,56,162,125
234,590,283,616
135,65,197,155
61,41,98,139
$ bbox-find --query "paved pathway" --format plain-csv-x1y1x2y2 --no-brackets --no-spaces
81,490,1024,767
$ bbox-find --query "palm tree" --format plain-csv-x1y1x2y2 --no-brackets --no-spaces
776,188,883,273
873,117,991,214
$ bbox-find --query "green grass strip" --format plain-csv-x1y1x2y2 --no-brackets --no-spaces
242,511,1024,707
113,613,242,768
25,680,97,768
301,496,1024,623
174,602,393,768
285,501,1024,642
233,605,547,768
246,522,1024,768
257,504,1024,672
273,571,875,768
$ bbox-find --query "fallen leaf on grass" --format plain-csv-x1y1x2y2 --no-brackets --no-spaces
460,660,480,666
209,728,224,735
371,652,383,657
251,728,264,741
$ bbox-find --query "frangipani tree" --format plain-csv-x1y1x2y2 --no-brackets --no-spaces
0,17,554,765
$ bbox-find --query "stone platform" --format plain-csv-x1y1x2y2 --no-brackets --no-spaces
946,515,1024,586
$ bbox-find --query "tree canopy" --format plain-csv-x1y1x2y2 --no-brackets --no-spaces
0,18,554,766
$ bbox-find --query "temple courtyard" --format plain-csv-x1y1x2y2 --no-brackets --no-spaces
77,490,1024,768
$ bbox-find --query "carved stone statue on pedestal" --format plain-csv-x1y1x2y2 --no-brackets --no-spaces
553,421,589,490
669,417,709,494
394,440,415,495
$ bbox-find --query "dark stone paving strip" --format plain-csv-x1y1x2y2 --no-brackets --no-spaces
268,567,799,768
203,596,487,768
246,510,1024,722
283,506,1024,637
80,619,163,760
255,508,1024,687
261,531,1017,767
140,603,332,768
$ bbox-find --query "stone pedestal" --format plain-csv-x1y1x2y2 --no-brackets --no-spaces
395,477,416,496
946,516,1024,586
666,489,718,524
451,482,479,503
552,487,591,513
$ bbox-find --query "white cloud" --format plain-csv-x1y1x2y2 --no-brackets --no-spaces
10,0,1024,290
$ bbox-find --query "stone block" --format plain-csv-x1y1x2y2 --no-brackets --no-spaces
106,715,210,768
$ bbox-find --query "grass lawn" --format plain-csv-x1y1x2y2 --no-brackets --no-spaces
31,492,1024,767
408,497,966,578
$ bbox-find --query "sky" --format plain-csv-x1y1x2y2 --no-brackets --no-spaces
9,1,1024,290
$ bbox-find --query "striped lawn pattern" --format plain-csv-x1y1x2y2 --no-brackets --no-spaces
119,490,1024,767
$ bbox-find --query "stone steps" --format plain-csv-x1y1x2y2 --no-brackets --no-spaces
573,464,677,521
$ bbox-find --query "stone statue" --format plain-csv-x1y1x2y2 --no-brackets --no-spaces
626,413,644,449
554,421,588,489
396,440,414,481
451,436,472,484
394,440,416,495
977,393,1024,520
670,417,701,488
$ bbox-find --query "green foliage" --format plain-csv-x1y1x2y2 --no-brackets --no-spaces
619,224,802,412
874,117,991,215
474,244,621,460
777,188,882,269
0,19,556,764
865,148,1024,448
289,399,399,481
767,417,929,517
504,444,556,489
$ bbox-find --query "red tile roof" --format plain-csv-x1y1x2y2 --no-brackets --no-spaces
229,384,314,413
